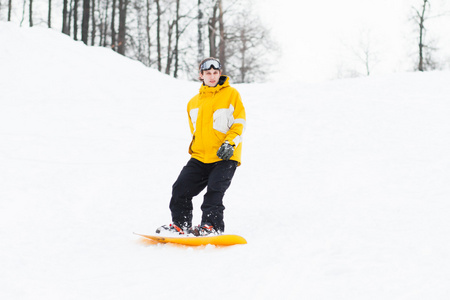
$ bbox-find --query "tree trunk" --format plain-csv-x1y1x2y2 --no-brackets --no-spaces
197,0,204,62
239,30,247,82
117,0,128,55
145,0,152,66
208,1,218,57
111,0,117,50
29,0,33,27
165,21,174,75
74,0,79,40
218,0,226,74
62,0,69,34
101,0,110,47
48,0,52,28
8,0,12,21
81,0,90,44
91,0,96,45
20,0,26,26
68,0,73,35
417,0,428,72
173,0,180,78
155,0,162,71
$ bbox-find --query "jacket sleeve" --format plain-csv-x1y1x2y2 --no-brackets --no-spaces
187,97,198,136
188,111,195,136
225,91,246,147
187,99,198,155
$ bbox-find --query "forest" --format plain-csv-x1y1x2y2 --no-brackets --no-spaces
1,0,449,82
1,0,277,83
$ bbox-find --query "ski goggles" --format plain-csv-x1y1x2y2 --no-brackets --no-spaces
200,59,222,71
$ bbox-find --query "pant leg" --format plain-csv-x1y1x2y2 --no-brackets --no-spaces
170,158,208,228
201,160,238,232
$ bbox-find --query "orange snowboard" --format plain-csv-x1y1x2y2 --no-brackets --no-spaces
134,232,247,246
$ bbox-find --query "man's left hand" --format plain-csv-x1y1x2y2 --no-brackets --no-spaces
217,142,234,160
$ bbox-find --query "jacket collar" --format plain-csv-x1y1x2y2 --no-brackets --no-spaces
199,75,229,94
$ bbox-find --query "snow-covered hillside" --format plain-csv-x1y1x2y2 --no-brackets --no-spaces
1,22,450,299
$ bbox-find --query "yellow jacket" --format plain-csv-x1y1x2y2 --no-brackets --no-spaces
187,76,246,165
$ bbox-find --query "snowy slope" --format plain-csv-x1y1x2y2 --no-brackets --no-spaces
1,21,450,299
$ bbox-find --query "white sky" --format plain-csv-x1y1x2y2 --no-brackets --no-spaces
254,0,450,83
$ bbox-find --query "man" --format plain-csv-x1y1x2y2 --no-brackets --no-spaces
157,57,246,236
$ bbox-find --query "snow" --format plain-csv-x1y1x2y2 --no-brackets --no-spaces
1,21,450,299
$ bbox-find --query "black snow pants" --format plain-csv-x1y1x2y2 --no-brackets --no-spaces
169,158,238,232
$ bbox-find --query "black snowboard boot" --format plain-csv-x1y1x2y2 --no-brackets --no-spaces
190,224,221,237
156,224,185,235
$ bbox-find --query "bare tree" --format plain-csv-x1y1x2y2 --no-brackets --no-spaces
5,0,277,83
416,0,428,71
412,0,437,71
68,0,74,35
204,0,239,74
217,0,226,74
19,0,34,27
91,0,97,45
197,0,205,62
29,0,33,26
155,0,162,71
355,30,378,76
62,0,69,34
73,0,79,40
225,10,276,83
145,0,152,66
130,0,148,64
100,0,110,47
117,0,128,55
172,0,195,78
48,0,52,28
20,0,26,26
165,19,175,74
172,0,180,77
338,29,379,78
111,0,117,50
207,1,218,58
8,0,12,21
81,0,90,44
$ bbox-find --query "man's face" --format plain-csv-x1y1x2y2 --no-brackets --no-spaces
200,69,222,87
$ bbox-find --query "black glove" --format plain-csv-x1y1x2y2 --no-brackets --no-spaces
217,141,234,161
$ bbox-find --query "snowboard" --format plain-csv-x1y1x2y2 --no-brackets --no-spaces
134,232,247,246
